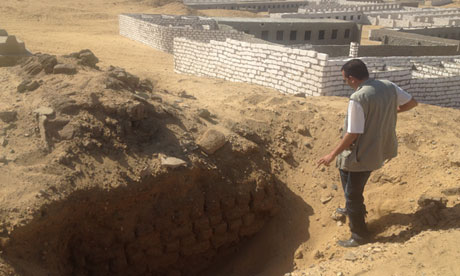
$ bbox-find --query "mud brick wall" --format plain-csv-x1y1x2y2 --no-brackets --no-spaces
174,37,460,108
7,170,277,276
119,14,252,53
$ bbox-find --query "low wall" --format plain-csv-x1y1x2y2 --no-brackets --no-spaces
173,37,460,108
369,28,460,47
431,0,453,6
119,14,252,53
311,44,460,57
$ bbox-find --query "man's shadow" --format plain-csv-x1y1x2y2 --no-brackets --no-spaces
367,201,460,244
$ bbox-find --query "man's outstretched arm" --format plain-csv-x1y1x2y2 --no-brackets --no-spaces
317,133,359,167
398,98,418,113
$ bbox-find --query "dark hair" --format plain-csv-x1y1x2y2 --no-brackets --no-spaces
341,59,369,80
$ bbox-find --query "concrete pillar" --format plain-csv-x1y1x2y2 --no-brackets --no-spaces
349,42,359,58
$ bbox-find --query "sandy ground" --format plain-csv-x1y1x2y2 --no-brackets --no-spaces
1,0,460,275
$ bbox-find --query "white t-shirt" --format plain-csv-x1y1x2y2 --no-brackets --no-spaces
347,82,412,134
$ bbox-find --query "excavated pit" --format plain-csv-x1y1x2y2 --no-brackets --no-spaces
0,50,280,275
4,168,277,276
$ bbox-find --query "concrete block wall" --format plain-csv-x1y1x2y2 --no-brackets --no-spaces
174,37,460,108
432,0,453,6
174,37,331,96
119,14,252,54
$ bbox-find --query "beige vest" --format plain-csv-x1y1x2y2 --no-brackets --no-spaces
336,79,398,172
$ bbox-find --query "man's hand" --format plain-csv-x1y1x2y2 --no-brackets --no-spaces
317,152,336,167
316,133,359,168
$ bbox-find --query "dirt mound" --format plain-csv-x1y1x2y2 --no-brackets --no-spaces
0,51,281,276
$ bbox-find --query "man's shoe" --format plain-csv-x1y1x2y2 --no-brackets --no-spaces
337,238,364,248
336,207,347,216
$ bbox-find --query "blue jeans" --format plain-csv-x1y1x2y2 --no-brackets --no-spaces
339,169,372,241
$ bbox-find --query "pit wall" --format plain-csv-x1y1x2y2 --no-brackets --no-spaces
173,37,460,108
119,14,253,53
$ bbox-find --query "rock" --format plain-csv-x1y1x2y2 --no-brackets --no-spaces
138,79,153,92
337,272,345,276
197,109,212,120
0,110,17,123
53,64,77,75
0,137,7,147
294,250,303,259
76,49,99,68
178,90,196,99
296,124,311,136
33,107,55,117
58,124,75,140
337,221,343,226
448,151,460,167
17,79,40,93
441,187,460,196
160,156,187,168
331,210,346,221
0,155,7,164
320,195,333,204
196,129,227,154
331,184,338,190
417,195,447,208
344,252,357,261
314,250,324,259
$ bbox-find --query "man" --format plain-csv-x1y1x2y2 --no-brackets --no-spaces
317,59,418,247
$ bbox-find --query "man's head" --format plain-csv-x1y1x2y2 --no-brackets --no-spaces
341,59,369,90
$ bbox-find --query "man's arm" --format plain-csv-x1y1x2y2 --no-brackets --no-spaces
398,98,418,113
317,133,359,167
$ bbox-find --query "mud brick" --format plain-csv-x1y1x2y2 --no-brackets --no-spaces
126,250,145,266
224,206,248,220
154,216,174,231
172,209,191,225
239,219,265,237
221,196,236,209
228,218,243,232
180,235,197,247
197,228,213,241
242,213,255,226
157,252,179,267
145,244,163,257
165,240,180,253
209,213,223,226
135,223,154,238
116,227,136,243
171,223,193,238
211,233,228,248
193,217,210,231
204,198,221,215
213,222,228,235
236,191,251,206
109,247,128,272
181,240,211,256
253,197,275,212
226,231,239,243
87,263,110,275
251,187,266,205
190,204,205,219
137,232,161,248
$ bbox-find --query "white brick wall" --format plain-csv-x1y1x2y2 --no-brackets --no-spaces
173,37,460,108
